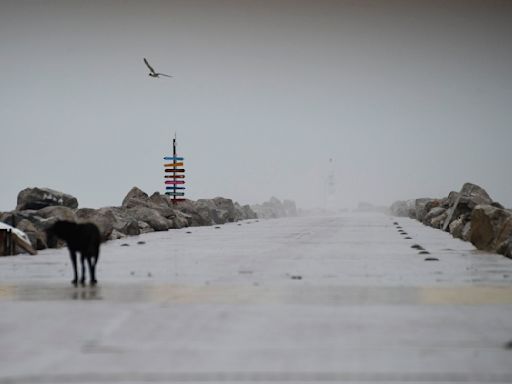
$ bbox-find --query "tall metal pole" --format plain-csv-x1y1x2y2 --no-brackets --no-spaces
172,133,177,205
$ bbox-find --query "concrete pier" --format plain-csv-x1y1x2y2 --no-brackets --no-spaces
1,213,511,383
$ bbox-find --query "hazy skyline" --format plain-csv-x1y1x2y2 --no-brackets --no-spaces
1,0,511,211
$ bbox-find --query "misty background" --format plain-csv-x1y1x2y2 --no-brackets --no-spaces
1,0,511,211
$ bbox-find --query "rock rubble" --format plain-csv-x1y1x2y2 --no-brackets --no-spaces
390,182,512,259
250,197,297,219
1,186,259,254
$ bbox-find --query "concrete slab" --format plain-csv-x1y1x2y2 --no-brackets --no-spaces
0,213,511,383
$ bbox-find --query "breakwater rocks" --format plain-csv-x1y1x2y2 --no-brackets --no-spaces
1,187,258,252
390,183,512,259
250,197,298,219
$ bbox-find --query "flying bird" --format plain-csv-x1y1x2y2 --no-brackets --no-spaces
143,58,172,78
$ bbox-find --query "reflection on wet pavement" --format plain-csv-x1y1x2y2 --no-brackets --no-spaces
2,283,512,305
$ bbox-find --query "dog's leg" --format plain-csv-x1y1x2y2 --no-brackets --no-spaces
90,244,100,286
69,250,78,286
88,256,97,286
80,254,86,286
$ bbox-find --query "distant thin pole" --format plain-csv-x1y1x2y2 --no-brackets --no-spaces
172,133,177,204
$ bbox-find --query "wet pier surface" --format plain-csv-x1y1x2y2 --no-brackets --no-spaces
1,213,512,383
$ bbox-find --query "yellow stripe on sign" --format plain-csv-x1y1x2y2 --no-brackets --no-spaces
420,286,512,305
164,162,184,167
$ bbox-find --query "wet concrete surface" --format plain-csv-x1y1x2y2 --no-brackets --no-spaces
2,283,512,306
0,213,512,383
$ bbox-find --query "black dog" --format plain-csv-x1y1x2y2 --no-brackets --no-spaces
47,221,101,286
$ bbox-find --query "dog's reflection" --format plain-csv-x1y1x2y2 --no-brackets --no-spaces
71,286,102,301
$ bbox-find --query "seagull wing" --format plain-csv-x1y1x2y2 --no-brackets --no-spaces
156,73,173,78
143,58,156,74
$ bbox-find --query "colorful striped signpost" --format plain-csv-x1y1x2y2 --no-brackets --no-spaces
164,135,186,203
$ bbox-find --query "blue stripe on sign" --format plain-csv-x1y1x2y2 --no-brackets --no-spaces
163,156,184,161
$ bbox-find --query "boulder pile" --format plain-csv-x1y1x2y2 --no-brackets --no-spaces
0,186,258,253
251,197,297,219
390,183,512,259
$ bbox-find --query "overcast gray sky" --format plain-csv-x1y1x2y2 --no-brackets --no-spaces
1,0,511,211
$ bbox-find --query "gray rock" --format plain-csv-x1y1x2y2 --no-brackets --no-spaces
460,183,493,207
149,192,173,208
37,206,77,221
234,203,244,220
241,204,258,220
462,222,472,241
172,210,190,229
252,197,282,219
491,201,505,209
10,210,60,248
174,200,212,226
122,189,178,220
497,237,512,259
1,210,41,228
122,186,150,209
12,207,75,249
16,187,78,211
251,197,297,219
430,211,449,229
390,200,416,218
443,183,493,232
449,217,466,239
128,207,170,232
138,221,154,234
447,191,460,207
389,201,404,216
232,203,258,221
439,195,451,208
99,207,140,236
170,197,256,225
75,208,114,241
415,198,437,222
196,199,225,224
470,205,512,251
109,229,126,240
212,197,237,223
423,207,447,227
15,219,46,250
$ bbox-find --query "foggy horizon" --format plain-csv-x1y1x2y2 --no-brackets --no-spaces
1,0,511,212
